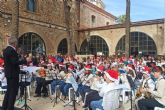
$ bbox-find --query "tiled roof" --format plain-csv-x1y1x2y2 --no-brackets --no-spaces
78,19,164,31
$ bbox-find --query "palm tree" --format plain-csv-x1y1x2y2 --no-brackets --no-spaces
125,0,131,58
11,0,19,39
116,15,126,24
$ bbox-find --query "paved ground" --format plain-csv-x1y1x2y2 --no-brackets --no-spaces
0,91,134,110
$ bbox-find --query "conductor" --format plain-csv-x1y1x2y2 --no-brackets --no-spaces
2,37,26,110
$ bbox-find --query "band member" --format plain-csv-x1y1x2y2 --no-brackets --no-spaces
138,66,165,110
2,37,26,110
135,66,155,110
90,69,119,110
34,65,48,97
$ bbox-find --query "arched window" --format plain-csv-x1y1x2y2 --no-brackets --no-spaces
80,36,109,55
27,0,36,12
57,38,68,55
116,32,157,56
18,32,45,55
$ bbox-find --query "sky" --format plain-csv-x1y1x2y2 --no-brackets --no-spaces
103,0,165,22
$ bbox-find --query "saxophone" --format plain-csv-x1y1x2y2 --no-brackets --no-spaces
136,79,153,99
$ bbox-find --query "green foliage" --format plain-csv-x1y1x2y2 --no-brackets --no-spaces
116,15,126,24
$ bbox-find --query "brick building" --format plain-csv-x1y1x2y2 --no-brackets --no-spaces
0,0,164,56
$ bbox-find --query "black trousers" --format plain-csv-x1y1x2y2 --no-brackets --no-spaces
138,98,164,110
19,82,30,96
35,77,47,95
35,77,52,95
2,78,19,110
84,90,102,110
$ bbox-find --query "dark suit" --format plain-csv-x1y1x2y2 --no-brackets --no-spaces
2,46,25,110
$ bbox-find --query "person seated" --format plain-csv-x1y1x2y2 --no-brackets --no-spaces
135,66,155,110
0,69,7,90
138,66,165,110
83,65,105,109
90,69,119,110
34,65,47,97
77,64,94,102
60,65,78,98
51,63,66,94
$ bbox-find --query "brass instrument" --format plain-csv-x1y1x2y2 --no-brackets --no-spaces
136,79,153,99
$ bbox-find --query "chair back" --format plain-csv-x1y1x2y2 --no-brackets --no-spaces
103,89,122,110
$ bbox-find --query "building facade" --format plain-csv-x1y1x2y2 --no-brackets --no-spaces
0,0,164,56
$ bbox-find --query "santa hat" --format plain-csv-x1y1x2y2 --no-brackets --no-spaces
47,63,52,67
96,65,105,72
84,64,91,70
59,62,65,67
143,66,151,76
48,56,57,63
127,64,134,70
127,64,136,75
104,69,119,81
68,64,75,71
0,58,4,66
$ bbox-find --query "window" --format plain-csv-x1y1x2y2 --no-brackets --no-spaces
27,0,36,12
80,36,109,55
106,22,109,25
91,15,96,24
116,32,157,56
18,32,45,55
57,38,68,55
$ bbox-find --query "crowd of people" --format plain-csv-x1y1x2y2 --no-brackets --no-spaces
0,38,165,110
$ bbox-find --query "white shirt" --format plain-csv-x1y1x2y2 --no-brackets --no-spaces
0,71,7,87
8,45,16,50
99,82,120,109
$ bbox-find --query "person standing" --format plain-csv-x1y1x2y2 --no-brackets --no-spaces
2,37,26,110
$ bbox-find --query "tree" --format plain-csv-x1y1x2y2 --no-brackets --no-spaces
125,0,131,58
116,15,126,24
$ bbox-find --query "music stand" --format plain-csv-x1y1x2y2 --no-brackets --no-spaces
64,88,80,110
20,70,32,110
51,74,65,107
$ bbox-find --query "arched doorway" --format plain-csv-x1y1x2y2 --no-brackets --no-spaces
80,36,109,55
116,32,157,56
18,32,46,55
57,38,68,54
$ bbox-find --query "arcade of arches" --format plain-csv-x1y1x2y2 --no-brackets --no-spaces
17,32,157,56
116,32,157,56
